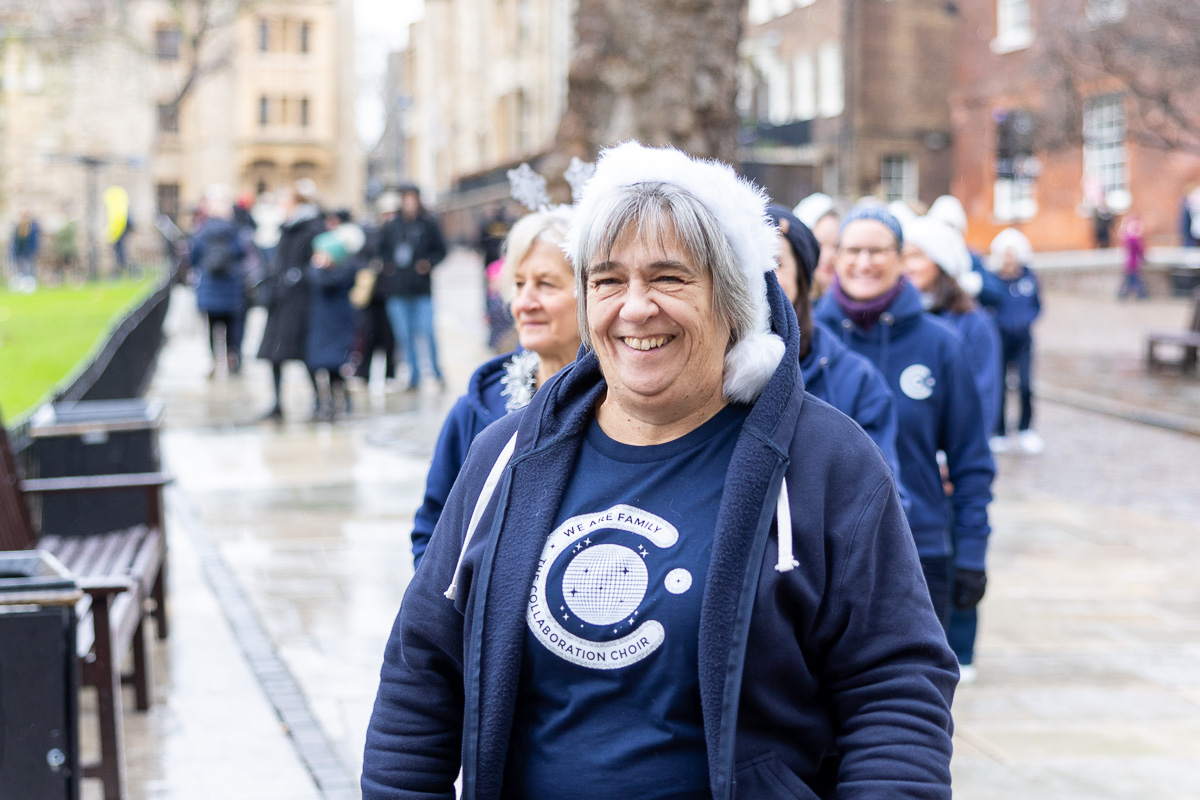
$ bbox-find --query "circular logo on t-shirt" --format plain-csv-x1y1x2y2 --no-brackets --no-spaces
1017,276,1036,296
528,504,689,670
899,363,936,400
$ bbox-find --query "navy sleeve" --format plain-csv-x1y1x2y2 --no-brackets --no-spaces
362,419,519,799
846,364,907,512
821,475,957,796
938,342,996,570
412,396,479,568
958,312,1003,437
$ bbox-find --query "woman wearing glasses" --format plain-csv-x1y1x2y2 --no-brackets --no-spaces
814,205,995,627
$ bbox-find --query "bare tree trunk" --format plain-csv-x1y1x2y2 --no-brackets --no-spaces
552,0,746,170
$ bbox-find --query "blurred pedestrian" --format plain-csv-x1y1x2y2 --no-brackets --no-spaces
410,206,581,566
9,211,40,292
814,204,995,628
767,204,902,487
902,216,1002,435
255,179,326,422
376,185,447,390
980,228,1043,454
901,215,1002,681
1182,188,1200,248
306,213,364,421
1092,200,1114,249
793,192,839,297
191,189,248,377
1117,213,1149,301
350,206,399,389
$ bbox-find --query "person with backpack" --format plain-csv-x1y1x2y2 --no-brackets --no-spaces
191,190,248,377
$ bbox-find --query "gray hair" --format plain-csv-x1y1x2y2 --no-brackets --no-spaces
572,182,755,350
499,210,573,302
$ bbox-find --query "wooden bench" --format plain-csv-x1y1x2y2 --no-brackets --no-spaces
1,423,169,800
1146,286,1200,373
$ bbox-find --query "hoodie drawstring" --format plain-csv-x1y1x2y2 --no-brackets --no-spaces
444,431,519,601
775,479,798,572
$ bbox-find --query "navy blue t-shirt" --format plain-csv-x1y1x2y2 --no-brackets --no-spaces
503,403,750,800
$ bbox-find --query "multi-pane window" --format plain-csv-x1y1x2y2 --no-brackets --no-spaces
994,0,1033,52
993,109,1038,221
259,95,270,126
155,26,181,60
258,19,270,52
300,97,310,127
1083,93,1129,210
880,155,917,203
300,21,311,53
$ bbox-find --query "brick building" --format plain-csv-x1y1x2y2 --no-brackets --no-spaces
949,0,1200,251
740,0,957,208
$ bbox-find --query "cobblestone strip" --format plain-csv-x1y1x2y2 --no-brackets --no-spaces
171,490,362,800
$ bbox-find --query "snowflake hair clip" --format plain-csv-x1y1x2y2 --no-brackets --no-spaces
507,158,595,212
507,163,551,212
563,157,596,204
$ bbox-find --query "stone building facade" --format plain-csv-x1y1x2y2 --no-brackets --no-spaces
740,0,956,208
399,0,574,203
0,0,361,281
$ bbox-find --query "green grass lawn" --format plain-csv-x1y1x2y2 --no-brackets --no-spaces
0,279,156,423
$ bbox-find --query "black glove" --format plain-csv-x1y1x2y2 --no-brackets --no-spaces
952,568,987,609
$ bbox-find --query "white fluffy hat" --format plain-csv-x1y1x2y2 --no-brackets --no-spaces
928,195,968,234
904,217,972,279
564,141,785,403
989,227,1033,271
793,192,835,229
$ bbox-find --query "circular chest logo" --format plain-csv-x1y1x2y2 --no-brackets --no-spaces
562,544,648,626
1017,277,1036,296
899,363,936,400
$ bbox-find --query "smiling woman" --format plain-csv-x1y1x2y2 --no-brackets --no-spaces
363,142,959,800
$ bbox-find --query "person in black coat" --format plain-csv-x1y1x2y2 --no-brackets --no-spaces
255,180,326,421
191,193,248,377
375,185,447,389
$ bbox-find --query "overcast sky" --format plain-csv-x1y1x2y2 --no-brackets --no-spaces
355,0,424,146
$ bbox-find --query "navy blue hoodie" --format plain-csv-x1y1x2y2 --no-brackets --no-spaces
411,352,514,566
801,322,902,488
363,278,957,800
815,282,995,570
979,266,1041,338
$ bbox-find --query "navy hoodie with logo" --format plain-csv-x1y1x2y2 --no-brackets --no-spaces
815,281,995,570
978,265,1041,339
362,277,957,800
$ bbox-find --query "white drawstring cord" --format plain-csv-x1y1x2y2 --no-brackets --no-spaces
444,432,519,600
775,479,798,572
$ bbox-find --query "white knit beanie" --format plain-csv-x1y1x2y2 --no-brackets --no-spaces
793,192,836,229
564,141,785,403
989,228,1033,271
904,217,972,279
928,195,968,234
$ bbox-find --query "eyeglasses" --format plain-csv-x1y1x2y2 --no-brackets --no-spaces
837,246,898,262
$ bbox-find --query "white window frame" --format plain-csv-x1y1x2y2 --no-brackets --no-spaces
793,52,816,121
817,42,843,118
881,155,918,203
1083,93,1130,211
992,0,1033,54
993,177,1037,222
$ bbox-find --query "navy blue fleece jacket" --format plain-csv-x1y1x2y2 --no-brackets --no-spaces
411,352,513,566
362,277,957,800
801,322,902,492
815,282,995,570
978,266,1041,338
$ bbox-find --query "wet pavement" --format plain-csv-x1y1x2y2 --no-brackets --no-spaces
87,251,1200,799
